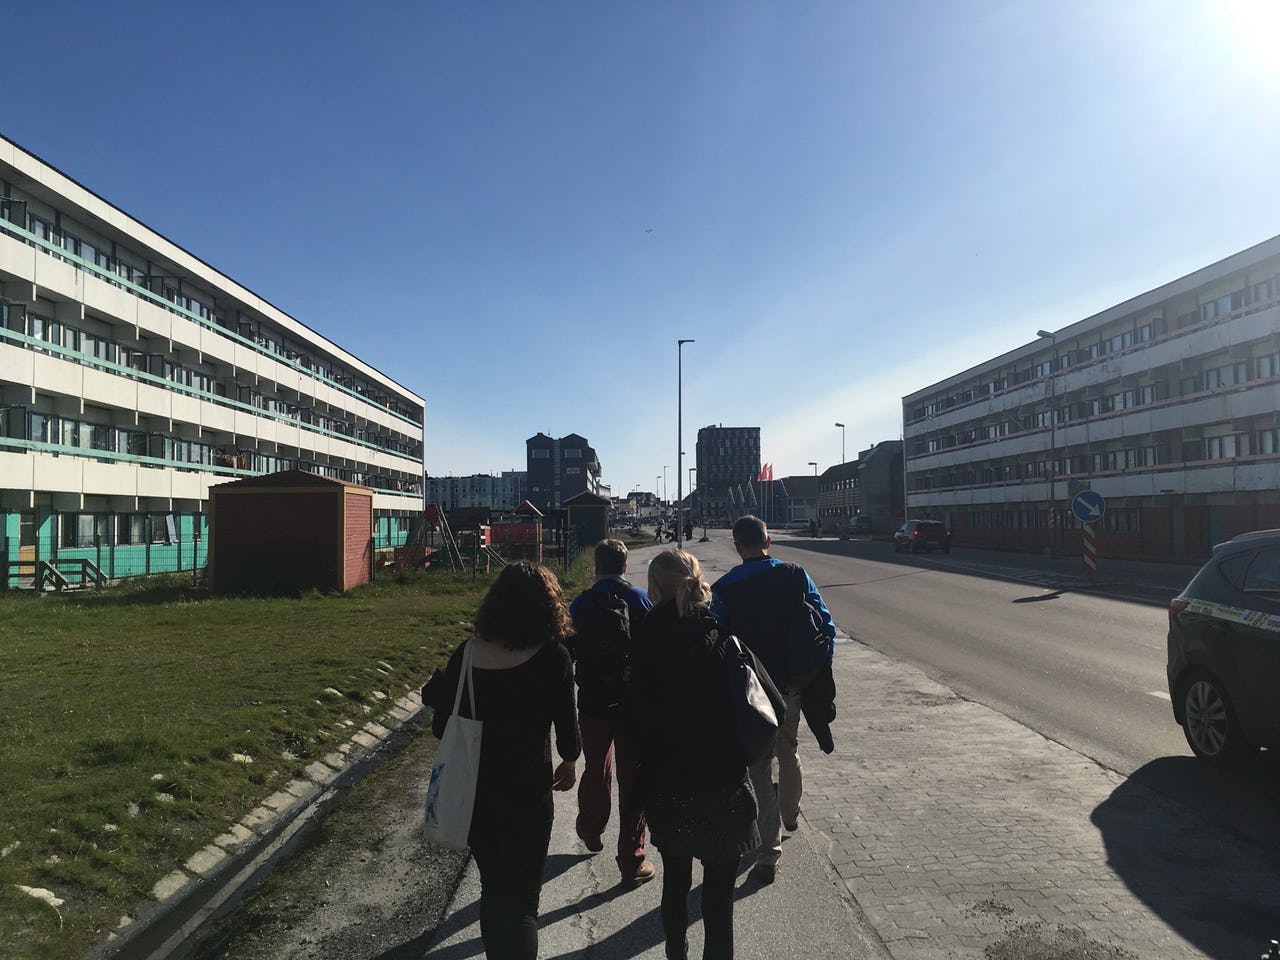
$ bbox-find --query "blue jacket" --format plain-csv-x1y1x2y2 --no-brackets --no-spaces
710,556,835,687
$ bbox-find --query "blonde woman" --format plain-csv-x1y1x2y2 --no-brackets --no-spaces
627,549,761,960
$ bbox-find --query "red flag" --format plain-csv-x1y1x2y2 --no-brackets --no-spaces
767,463,774,481
757,465,767,482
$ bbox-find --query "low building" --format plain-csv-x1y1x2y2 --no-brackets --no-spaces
0,134,424,585
903,235,1280,560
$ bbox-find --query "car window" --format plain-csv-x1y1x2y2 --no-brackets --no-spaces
1217,551,1253,590
1242,547,1280,593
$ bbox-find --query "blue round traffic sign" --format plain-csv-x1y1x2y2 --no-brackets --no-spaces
1071,490,1106,524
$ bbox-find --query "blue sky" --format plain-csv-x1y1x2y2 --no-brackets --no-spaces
7,1,1280,498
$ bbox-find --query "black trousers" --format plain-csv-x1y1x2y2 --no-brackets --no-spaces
659,854,740,960
468,792,555,960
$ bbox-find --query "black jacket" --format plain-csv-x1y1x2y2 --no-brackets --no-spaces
625,601,748,799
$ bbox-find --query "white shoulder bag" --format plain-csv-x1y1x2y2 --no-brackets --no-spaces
423,639,483,849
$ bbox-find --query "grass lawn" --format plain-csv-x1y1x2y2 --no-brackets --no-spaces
0,556,591,960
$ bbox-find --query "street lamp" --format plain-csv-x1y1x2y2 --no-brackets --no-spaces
663,465,669,506
1037,330,1059,555
834,422,846,526
808,461,817,475
677,339,695,548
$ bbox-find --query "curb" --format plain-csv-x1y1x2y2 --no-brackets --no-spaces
84,692,429,960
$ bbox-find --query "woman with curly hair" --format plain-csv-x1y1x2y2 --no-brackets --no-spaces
423,561,581,960
628,549,765,960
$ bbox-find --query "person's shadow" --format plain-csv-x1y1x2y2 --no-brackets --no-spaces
1090,754,1280,959
379,855,768,959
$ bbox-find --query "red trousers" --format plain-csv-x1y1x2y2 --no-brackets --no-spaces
576,710,648,874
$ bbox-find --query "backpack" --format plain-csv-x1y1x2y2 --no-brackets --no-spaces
571,581,633,716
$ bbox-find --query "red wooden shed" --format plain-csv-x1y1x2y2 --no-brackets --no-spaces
208,470,374,595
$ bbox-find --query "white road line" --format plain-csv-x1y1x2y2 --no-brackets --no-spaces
1147,690,1172,701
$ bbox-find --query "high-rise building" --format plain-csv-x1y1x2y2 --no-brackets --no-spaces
525,433,600,512
695,425,761,520
0,134,424,582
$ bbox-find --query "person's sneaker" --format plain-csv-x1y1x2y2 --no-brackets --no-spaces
576,827,603,853
783,817,799,832
749,862,777,885
620,861,656,886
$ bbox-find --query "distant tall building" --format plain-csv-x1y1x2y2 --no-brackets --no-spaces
425,471,526,512
526,433,600,512
695,425,761,520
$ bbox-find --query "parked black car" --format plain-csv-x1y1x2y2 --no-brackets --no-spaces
893,519,951,554
1167,529,1280,765
850,514,873,534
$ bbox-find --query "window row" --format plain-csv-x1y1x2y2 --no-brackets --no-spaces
1,302,421,459
0,408,423,493
59,512,195,549
908,273,1280,424
0,191,420,423
909,429,1280,492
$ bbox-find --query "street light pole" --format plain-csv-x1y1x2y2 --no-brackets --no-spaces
1037,330,1058,555
808,461,818,475
834,422,845,527
677,339,695,548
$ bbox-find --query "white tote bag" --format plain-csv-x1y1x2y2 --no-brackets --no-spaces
423,640,483,850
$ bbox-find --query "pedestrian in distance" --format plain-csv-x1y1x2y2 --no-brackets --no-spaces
421,561,581,960
567,538,655,886
710,515,837,886
628,548,761,960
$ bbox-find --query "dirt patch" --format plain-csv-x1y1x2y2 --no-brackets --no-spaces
985,922,1138,960
191,720,467,960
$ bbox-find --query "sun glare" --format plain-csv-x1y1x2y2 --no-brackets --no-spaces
1217,0,1280,82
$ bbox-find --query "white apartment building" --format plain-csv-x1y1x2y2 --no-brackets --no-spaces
425,471,526,512
0,135,424,583
903,235,1280,561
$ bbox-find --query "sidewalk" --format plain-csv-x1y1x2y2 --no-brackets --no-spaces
424,536,1278,959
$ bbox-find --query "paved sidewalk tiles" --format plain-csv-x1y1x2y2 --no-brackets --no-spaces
814,643,1279,959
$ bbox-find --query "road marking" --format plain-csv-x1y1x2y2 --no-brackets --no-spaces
1147,690,1172,701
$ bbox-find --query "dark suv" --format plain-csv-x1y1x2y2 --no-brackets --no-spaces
1167,529,1280,765
893,519,951,554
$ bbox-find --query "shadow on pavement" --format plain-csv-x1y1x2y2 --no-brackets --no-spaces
1091,755,1280,960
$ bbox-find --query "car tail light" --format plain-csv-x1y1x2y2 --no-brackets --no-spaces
912,530,919,537
1168,597,1189,625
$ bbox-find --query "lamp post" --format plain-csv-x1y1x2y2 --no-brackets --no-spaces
677,339,695,548
656,475,661,516
663,465,668,507
834,422,845,526
808,461,818,475
1036,330,1058,555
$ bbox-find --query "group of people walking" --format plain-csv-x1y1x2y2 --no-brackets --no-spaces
422,515,836,960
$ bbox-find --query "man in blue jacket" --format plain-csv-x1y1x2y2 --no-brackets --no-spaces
711,515,836,885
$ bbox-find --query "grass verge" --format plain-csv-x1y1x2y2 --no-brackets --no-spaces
0,553,592,960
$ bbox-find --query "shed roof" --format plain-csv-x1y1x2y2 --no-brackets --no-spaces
565,490,610,506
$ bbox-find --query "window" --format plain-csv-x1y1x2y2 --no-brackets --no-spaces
60,513,97,549
531,448,550,459
118,514,144,545
564,448,583,459
1242,548,1280,593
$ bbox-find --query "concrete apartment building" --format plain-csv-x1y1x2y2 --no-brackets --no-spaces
903,235,1280,561
425,471,526,512
0,135,425,583
695,424,761,522
525,432,600,513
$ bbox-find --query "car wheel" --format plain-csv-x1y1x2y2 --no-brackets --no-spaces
1181,671,1256,765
